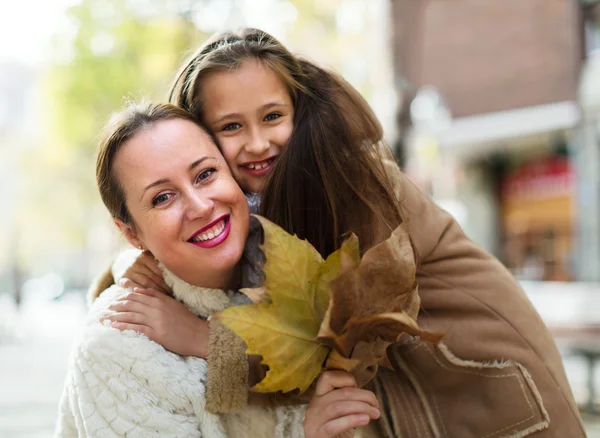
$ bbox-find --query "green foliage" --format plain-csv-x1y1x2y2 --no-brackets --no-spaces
47,0,204,154
18,0,206,268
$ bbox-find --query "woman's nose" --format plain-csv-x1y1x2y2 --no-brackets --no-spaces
184,192,214,220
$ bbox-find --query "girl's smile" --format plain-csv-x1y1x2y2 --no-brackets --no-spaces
239,155,278,177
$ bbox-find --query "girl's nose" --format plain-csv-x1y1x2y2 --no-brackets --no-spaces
245,128,270,155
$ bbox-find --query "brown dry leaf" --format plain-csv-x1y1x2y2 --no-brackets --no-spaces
314,234,361,322
319,223,441,369
325,349,360,373
347,339,393,387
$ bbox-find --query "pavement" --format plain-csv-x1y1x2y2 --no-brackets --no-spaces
0,291,86,437
0,290,599,437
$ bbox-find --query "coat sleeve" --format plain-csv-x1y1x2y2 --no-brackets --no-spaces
54,286,226,438
204,318,250,413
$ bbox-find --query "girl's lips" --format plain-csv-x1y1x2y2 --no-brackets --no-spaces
240,156,277,177
188,215,230,249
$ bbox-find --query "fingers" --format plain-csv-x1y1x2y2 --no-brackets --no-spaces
108,321,153,337
105,311,147,325
306,371,381,438
314,370,358,397
322,400,380,421
120,269,167,293
114,289,160,306
319,414,370,437
139,251,163,277
118,251,169,293
320,387,379,411
306,393,380,437
118,278,143,290
108,297,151,316
131,288,162,298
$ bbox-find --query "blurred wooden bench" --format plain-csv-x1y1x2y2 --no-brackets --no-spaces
521,281,600,414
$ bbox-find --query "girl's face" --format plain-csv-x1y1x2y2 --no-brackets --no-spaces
113,118,250,289
200,58,294,194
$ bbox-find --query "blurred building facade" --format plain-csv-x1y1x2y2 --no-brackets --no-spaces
392,0,600,282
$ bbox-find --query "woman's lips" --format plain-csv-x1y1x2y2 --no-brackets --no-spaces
188,215,231,249
240,156,277,177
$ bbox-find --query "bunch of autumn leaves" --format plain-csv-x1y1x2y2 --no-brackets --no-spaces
216,216,441,394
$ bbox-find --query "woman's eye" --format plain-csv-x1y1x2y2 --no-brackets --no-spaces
197,168,217,182
264,113,281,122
152,193,172,206
222,123,241,131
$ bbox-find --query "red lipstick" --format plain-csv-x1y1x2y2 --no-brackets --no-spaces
188,214,230,249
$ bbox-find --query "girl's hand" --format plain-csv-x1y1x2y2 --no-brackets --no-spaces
304,371,380,438
118,251,170,294
102,288,209,358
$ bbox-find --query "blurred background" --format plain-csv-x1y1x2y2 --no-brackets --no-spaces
1,0,599,435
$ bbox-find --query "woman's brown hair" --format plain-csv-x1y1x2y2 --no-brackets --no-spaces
96,101,202,226
169,28,403,257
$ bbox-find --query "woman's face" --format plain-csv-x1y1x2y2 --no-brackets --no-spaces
201,58,294,194
113,118,250,289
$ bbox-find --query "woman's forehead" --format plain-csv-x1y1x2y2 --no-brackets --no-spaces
116,119,222,177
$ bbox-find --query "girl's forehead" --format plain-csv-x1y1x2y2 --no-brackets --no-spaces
200,61,292,113
214,60,279,86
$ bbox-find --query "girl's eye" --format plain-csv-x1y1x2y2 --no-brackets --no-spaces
197,168,217,182
152,193,172,206
264,113,281,122
222,123,241,131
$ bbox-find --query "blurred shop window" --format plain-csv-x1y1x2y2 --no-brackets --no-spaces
500,156,575,282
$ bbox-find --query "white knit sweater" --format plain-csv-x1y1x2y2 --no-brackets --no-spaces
54,263,305,437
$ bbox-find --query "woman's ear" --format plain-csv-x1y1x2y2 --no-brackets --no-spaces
113,218,145,250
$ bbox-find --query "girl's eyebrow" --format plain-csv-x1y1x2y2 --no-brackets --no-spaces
139,156,217,200
213,102,289,124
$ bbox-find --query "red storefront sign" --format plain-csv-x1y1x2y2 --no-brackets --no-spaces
502,157,574,202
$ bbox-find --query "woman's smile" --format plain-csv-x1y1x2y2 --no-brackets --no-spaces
188,214,231,248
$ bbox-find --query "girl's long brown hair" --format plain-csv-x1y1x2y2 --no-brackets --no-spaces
169,28,403,257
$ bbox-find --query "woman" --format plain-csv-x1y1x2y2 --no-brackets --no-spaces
55,101,380,437
97,29,585,437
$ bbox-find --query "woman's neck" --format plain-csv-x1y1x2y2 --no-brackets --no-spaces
200,263,242,291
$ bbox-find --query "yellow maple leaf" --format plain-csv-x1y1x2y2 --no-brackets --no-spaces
215,215,333,393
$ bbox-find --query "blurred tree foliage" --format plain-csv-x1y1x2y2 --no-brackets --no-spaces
17,0,205,282
14,0,378,287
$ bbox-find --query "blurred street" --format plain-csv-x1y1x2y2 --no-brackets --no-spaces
0,291,86,437
1,288,600,436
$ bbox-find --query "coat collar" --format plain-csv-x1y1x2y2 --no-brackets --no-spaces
160,264,249,319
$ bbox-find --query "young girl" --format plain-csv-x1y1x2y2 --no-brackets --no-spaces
99,29,585,437
55,102,379,437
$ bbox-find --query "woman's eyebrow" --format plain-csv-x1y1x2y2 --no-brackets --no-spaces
188,156,217,171
139,156,217,200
